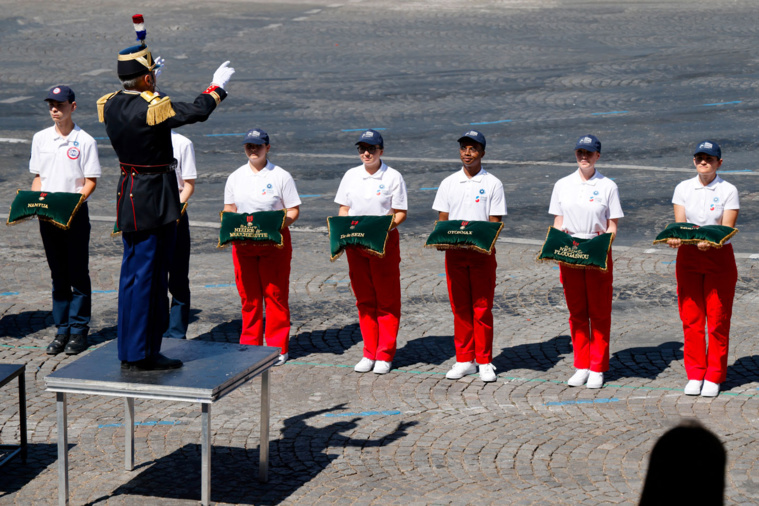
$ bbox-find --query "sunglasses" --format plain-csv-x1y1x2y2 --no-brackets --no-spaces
357,145,380,154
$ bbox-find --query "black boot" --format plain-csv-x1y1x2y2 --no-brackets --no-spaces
46,334,70,355
121,353,183,371
64,333,89,355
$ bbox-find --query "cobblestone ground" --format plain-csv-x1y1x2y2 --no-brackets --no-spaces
2,223,759,505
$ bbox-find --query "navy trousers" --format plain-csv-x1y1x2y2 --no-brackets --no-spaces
164,212,191,339
39,202,91,336
117,222,176,362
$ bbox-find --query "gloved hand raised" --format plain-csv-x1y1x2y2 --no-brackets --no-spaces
211,61,235,89
154,56,165,78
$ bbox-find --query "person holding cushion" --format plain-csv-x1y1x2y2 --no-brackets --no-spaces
667,141,739,397
335,129,408,375
432,130,506,383
549,134,623,389
223,129,301,366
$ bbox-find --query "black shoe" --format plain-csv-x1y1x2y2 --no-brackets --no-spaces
46,334,70,355
122,353,183,371
64,334,89,355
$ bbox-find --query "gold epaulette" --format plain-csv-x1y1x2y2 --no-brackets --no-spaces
141,91,176,126
96,92,118,123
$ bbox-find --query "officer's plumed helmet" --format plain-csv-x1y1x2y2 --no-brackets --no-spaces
117,15,158,80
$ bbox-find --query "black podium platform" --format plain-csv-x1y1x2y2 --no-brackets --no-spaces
45,339,278,506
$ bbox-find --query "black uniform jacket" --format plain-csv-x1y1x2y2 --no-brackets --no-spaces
101,87,226,232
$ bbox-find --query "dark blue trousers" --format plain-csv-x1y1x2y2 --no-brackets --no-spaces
117,222,176,362
39,203,91,336
164,212,191,339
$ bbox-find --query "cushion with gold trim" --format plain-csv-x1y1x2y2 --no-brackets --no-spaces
327,215,394,261
537,227,614,271
424,220,504,255
7,190,84,229
218,210,286,248
653,222,737,248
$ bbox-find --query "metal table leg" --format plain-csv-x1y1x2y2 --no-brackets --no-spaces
125,397,134,470
57,392,69,506
19,371,27,463
259,369,269,483
201,403,211,506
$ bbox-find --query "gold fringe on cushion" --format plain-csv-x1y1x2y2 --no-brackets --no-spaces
534,227,614,272
328,213,395,262
6,190,84,230
652,228,737,249
96,92,118,123
217,210,286,249
423,220,504,255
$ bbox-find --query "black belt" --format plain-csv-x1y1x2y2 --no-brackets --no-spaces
120,161,177,175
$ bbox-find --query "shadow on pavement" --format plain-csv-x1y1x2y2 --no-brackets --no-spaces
724,355,759,390
606,341,683,382
0,443,72,496
492,334,573,373
86,404,416,505
394,334,455,368
0,311,53,339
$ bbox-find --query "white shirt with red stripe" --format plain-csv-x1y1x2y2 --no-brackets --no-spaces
29,124,101,196
335,162,408,216
672,175,739,226
432,167,507,221
224,160,301,213
171,131,197,191
549,169,623,239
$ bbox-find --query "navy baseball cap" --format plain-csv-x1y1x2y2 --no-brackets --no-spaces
575,134,601,153
458,130,486,149
242,128,269,145
355,129,384,148
45,85,75,103
694,140,721,159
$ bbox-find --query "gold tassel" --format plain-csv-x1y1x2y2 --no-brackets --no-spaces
145,96,176,126
96,92,117,123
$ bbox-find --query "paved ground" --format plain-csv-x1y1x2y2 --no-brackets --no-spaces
3,0,759,504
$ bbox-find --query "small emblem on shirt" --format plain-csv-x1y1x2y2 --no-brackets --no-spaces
267,183,273,189
479,189,485,195
73,141,79,147
67,147,80,160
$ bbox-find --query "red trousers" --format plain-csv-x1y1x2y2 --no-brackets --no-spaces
676,244,737,384
346,228,401,362
232,228,292,353
444,248,497,364
559,255,613,373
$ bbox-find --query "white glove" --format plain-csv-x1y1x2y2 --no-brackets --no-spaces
211,61,235,89
154,56,165,78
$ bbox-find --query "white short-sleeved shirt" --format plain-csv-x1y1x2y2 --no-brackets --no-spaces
224,160,301,213
171,131,197,190
334,162,408,216
432,167,507,221
672,175,739,226
29,124,101,196
548,169,624,239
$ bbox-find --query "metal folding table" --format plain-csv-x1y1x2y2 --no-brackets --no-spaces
0,363,27,467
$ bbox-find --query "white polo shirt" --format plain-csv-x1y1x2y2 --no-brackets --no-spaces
432,167,507,221
672,175,739,226
171,131,197,191
335,162,408,216
224,160,301,213
548,169,624,239
29,124,101,196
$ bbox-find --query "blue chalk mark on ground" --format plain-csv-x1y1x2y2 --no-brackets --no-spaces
419,187,439,191
545,398,619,406
324,410,401,417
341,128,386,132
703,101,742,106
324,280,350,284
592,111,628,115
93,136,108,140
1,292,19,296
469,119,512,125
204,132,247,137
99,420,181,429
438,273,446,277
299,194,322,198
205,283,235,288
92,290,117,294
662,261,676,265
552,266,560,270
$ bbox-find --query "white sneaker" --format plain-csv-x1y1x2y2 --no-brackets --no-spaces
354,357,375,373
274,353,289,367
479,363,497,382
567,369,590,387
373,360,392,374
684,379,703,396
445,361,477,380
701,380,720,397
586,371,604,389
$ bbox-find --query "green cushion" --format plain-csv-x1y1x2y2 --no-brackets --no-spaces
537,227,614,271
653,222,737,248
327,215,394,261
7,190,84,229
424,220,504,255
218,210,287,248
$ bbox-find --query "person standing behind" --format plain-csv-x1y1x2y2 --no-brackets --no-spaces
667,141,739,397
549,134,623,389
224,129,301,366
335,130,408,375
30,85,101,356
163,131,197,339
432,130,506,383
